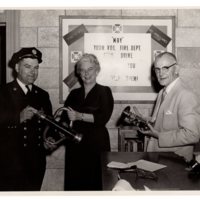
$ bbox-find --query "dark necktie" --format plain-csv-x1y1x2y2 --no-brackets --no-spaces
25,85,31,96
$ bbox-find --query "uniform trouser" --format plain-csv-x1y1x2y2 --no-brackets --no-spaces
0,168,45,191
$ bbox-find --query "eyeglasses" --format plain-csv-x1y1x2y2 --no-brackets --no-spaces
154,63,177,74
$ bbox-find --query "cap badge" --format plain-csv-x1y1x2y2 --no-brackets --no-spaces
32,49,37,55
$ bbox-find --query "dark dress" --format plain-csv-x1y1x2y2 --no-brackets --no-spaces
0,80,52,191
62,83,114,191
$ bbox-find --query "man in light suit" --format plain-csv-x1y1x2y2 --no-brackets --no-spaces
140,52,200,163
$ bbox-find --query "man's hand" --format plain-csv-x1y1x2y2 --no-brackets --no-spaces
43,137,57,151
20,106,37,123
139,123,159,138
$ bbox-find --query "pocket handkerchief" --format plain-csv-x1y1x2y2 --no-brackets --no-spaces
165,110,172,115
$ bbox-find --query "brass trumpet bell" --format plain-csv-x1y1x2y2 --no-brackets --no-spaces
117,106,150,131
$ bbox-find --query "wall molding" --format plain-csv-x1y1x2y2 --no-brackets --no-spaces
5,10,20,82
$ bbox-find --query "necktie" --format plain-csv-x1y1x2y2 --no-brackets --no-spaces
160,88,167,105
151,88,167,123
25,85,31,96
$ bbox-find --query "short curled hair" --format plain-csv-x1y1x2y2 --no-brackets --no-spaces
76,53,101,75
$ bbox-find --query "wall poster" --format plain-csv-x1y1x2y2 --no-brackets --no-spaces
59,16,175,103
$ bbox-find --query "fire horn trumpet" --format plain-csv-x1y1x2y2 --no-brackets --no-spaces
117,106,151,131
32,107,83,145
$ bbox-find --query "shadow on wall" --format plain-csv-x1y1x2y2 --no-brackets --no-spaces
150,63,163,93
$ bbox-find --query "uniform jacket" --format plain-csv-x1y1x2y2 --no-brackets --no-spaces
0,80,52,170
147,79,200,161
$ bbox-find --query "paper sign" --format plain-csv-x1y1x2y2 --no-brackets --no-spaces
63,24,88,45
84,33,151,87
147,25,171,48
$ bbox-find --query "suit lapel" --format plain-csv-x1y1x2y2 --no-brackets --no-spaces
161,79,182,112
152,79,182,123
11,80,26,96
9,80,28,111
31,84,38,95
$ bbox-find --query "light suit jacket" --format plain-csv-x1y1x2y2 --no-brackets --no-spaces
147,79,200,161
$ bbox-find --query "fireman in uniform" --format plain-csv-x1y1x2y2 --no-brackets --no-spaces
0,47,53,191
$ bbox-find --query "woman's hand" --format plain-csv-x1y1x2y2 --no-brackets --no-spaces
65,107,82,122
139,123,159,138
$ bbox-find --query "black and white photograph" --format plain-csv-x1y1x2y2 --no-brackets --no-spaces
1,1,200,199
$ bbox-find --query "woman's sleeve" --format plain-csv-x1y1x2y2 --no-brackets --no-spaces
93,86,114,126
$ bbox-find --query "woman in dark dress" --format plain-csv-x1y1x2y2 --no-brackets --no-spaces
62,53,114,191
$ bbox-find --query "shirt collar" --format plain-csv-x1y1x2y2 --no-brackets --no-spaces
16,78,32,94
164,77,179,95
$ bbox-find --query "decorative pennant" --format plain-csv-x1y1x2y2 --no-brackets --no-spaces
63,24,88,46
147,25,171,48
63,71,78,88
